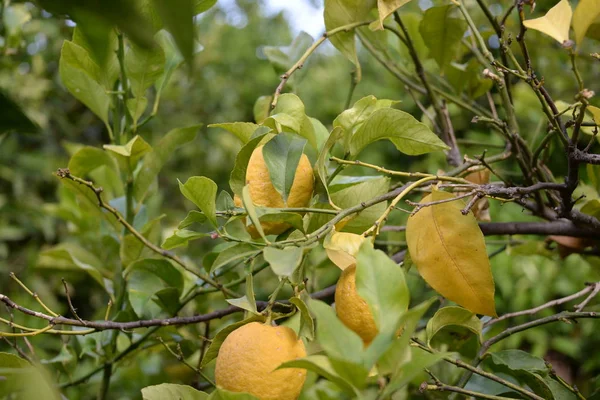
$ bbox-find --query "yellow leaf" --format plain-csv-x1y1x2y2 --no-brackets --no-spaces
588,105,600,125
373,0,413,30
406,190,497,316
523,0,572,44
324,230,365,270
573,0,600,44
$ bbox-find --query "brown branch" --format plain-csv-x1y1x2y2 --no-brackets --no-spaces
0,286,336,333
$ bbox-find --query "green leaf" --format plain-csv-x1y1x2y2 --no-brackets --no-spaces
489,350,549,375
195,0,218,14
161,229,207,250
141,383,208,399
324,0,375,81
253,96,272,124
59,41,111,127
241,185,268,240
315,126,344,205
226,273,258,314
382,347,448,397
178,176,218,227
263,247,303,277
126,43,166,98
349,108,449,157
263,133,307,203
210,243,261,274
581,199,600,219
263,32,313,87
72,23,118,81
333,95,399,151
103,135,152,169
0,90,38,134
330,176,390,233
0,353,61,400
121,215,163,266
265,94,317,150
229,132,273,197
290,293,315,340
447,59,493,99
308,299,364,365
201,314,265,367
419,5,467,72
152,0,195,65
134,125,200,201
155,29,185,100
208,122,262,144
277,355,358,396
127,96,149,128
37,243,114,299
178,210,207,229
378,297,437,375
355,242,409,333
426,306,482,351
124,259,183,318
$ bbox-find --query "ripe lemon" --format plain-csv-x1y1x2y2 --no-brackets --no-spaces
335,264,379,346
215,322,307,400
234,145,314,237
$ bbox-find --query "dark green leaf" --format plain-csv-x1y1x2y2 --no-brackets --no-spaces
382,347,448,397
419,5,467,71
241,185,267,240
152,0,195,64
426,306,482,351
195,0,218,14
0,90,38,134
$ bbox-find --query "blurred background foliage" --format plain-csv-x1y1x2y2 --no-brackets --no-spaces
0,0,599,398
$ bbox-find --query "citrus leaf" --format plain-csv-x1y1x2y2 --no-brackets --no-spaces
573,0,600,44
253,96,272,124
208,388,259,400
374,0,413,30
208,122,261,144
151,0,195,65
241,185,268,241
201,314,265,367
177,210,207,229
161,229,207,250
588,105,600,125
178,176,218,227
263,247,303,277
308,299,364,365
264,94,317,150
426,306,482,351
290,293,315,340
406,190,497,316
104,134,152,169
419,5,467,72
125,42,165,98
277,355,358,396
226,273,258,314
210,243,261,274
523,0,572,44
355,242,410,334
315,126,344,206
333,95,399,151
141,383,208,399
229,132,273,198
349,108,449,157
324,0,375,82
263,133,307,203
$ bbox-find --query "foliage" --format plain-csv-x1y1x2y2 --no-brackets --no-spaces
1,0,600,399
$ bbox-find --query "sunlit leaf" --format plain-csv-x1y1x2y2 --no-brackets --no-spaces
406,190,497,316
324,230,365,270
523,0,572,44
208,122,261,144
349,108,449,157
374,0,413,30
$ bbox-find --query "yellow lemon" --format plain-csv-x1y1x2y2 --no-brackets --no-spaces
215,322,307,400
234,145,314,237
335,264,379,346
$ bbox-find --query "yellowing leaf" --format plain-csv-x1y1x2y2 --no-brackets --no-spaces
573,0,600,44
406,190,496,316
374,0,413,30
523,0,572,44
324,230,365,270
588,105,600,125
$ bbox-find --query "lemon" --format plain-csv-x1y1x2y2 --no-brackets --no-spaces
234,145,314,237
215,322,307,400
335,264,379,346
